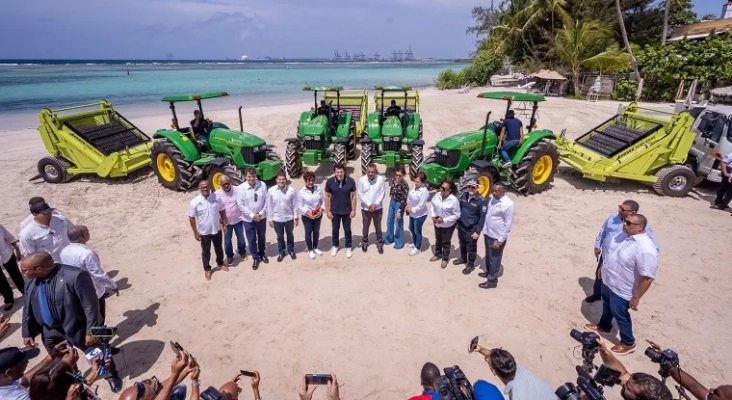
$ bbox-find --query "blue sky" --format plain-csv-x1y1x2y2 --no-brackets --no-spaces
0,0,720,60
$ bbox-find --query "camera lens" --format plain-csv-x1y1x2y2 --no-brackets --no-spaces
570,329,583,342
644,347,661,362
555,383,582,400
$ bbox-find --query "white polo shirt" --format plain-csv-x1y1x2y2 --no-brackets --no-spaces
483,195,515,243
298,185,325,217
0,224,17,264
267,185,298,223
18,217,71,262
602,232,659,301
188,193,222,235
20,210,73,233
407,185,430,218
236,180,268,223
358,175,385,211
60,243,118,299
430,194,461,228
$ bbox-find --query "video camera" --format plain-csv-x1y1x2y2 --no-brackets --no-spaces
557,330,622,400
434,365,474,400
200,386,225,400
644,342,679,379
88,326,116,377
570,329,600,373
65,371,101,400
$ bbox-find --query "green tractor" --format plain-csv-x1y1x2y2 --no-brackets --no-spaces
284,86,367,178
419,92,559,196
150,92,282,191
361,86,424,178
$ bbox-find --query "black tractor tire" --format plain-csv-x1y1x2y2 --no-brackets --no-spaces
409,143,424,180
347,120,357,160
460,166,498,197
361,141,373,175
334,142,347,167
37,156,73,184
207,164,243,191
653,165,696,197
511,139,559,195
150,140,197,191
285,141,303,178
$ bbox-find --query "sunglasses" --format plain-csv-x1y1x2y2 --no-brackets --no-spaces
135,376,162,399
618,206,633,213
441,187,450,191
624,220,641,226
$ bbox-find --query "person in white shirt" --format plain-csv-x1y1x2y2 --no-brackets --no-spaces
429,179,461,269
18,202,71,263
299,171,325,259
60,225,118,323
406,172,430,256
586,213,659,356
0,223,24,310
0,345,61,400
237,167,269,270
358,164,386,254
267,172,299,262
479,183,515,290
215,175,248,265
188,181,227,281
19,197,74,233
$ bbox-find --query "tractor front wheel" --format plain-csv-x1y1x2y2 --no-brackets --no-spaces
150,140,196,191
285,141,303,178
653,165,696,197
461,166,498,197
334,142,347,167
207,164,243,191
511,139,559,195
360,141,373,175
409,143,424,180
37,156,72,184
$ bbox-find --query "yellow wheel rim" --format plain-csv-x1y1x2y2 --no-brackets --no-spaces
532,155,553,185
156,154,176,182
211,172,224,191
478,175,491,198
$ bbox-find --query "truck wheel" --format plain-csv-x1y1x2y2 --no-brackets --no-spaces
347,121,356,160
150,140,196,191
207,164,243,191
334,142,347,167
684,161,704,186
409,143,424,180
37,156,72,184
461,166,498,197
285,141,303,178
511,139,559,195
360,141,373,175
653,165,696,197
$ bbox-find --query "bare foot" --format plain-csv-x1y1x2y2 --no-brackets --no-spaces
220,264,229,272
205,270,212,281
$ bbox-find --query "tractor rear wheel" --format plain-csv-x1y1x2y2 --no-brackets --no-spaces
461,166,498,197
511,139,559,195
150,140,196,191
409,142,424,180
347,120,356,160
653,165,696,197
334,142,347,167
207,164,243,191
360,141,373,175
38,156,73,184
285,141,303,178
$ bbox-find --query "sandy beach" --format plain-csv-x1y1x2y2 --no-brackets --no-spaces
1,88,730,399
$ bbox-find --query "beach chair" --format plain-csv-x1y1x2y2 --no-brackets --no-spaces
455,85,471,94
518,81,536,94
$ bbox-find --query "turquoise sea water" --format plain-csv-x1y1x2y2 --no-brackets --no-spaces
0,62,463,128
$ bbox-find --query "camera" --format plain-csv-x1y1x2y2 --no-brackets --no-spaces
556,365,621,400
570,329,600,373
434,365,474,400
644,346,679,379
200,386,225,400
89,325,117,377
65,372,100,400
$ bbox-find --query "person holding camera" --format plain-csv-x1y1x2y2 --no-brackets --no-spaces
299,373,340,400
407,362,441,400
470,343,558,400
117,349,196,400
586,213,658,355
0,341,73,400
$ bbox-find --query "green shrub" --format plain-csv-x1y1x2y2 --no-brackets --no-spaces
434,69,466,90
434,51,502,90
611,78,638,101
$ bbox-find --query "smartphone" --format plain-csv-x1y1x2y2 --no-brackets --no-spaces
469,336,479,353
170,341,184,356
89,327,115,338
240,370,256,378
305,374,332,385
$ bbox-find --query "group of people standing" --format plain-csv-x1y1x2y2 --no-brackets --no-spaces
188,164,516,289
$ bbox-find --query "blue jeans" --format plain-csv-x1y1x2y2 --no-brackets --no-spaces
384,199,404,248
598,284,635,346
500,139,519,163
409,215,427,250
244,219,267,261
224,221,247,258
274,220,295,255
303,216,322,251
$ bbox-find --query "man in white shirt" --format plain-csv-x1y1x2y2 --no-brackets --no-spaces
18,202,71,262
237,168,269,270
60,225,118,323
267,172,299,262
0,224,24,310
587,213,659,356
358,164,386,254
215,175,248,265
188,181,227,281
19,197,74,233
479,183,515,289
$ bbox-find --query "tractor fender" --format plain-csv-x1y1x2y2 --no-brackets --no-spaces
285,138,300,144
411,139,425,146
152,130,200,162
336,112,353,138
511,130,556,164
406,113,422,140
335,137,349,144
360,137,373,145
469,160,494,170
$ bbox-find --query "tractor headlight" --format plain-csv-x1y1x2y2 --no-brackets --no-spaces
440,149,447,155
305,136,313,141
384,136,391,142
314,136,321,141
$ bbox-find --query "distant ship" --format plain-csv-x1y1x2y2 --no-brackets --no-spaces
240,55,249,60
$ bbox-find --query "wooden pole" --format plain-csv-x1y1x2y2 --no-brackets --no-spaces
635,78,644,101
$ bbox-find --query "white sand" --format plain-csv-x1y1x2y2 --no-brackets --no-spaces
1,88,730,399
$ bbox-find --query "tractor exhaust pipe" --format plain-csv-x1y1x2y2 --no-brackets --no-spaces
238,106,243,131
480,111,492,159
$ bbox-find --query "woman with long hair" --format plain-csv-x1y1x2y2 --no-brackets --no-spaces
384,166,409,249
406,171,430,256
429,178,461,268
298,171,325,259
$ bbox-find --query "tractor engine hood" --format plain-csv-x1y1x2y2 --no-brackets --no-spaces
381,115,403,137
301,115,328,135
210,128,266,147
435,129,497,151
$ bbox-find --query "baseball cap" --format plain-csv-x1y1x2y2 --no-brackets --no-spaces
0,347,41,371
465,178,478,187
30,202,54,215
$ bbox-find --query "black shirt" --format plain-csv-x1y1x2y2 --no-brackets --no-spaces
386,105,402,116
325,176,356,215
458,193,487,233
191,117,210,136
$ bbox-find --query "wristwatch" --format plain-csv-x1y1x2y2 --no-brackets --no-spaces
192,380,201,387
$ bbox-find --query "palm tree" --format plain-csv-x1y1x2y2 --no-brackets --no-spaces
615,0,640,79
514,0,571,34
555,19,630,94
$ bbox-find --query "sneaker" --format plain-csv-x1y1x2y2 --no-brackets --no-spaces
314,249,323,256
346,248,353,258
501,161,512,169
309,251,316,259
478,281,497,289
406,243,414,248
331,247,339,256
409,248,420,256
584,295,601,303
610,344,637,356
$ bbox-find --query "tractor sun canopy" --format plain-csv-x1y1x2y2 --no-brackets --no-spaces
374,85,413,92
161,92,229,102
303,86,344,92
477,92,546,102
